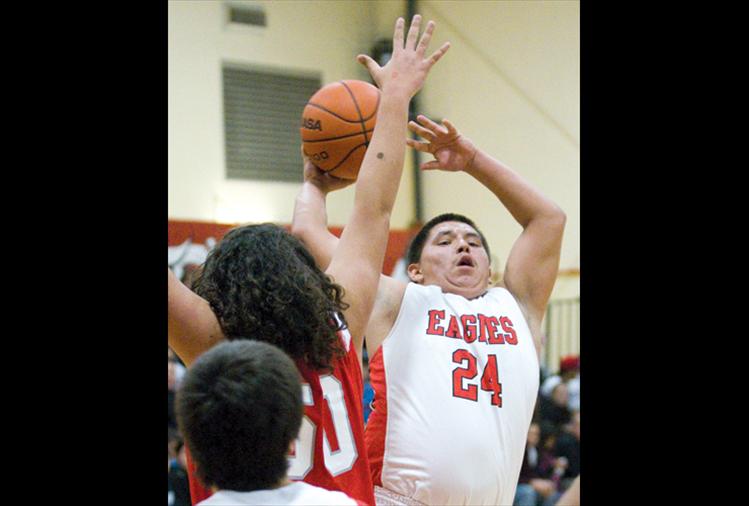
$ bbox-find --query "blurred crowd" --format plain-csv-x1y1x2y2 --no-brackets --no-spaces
514,355,580,506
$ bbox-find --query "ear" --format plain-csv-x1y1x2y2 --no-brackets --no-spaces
407,263,423,283
288,440,296,456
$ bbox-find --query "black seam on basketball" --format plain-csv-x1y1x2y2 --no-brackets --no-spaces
362,91,379,145
303,129,375,143
305,103,363,124
340,81,369,144
329,143,367,172
359,89,379,145
361,91,380,121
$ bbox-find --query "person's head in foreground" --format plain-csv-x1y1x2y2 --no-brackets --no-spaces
176,340,303,493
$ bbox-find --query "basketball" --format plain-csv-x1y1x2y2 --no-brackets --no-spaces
301,80,380,180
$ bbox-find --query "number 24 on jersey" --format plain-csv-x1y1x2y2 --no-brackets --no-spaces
452,350,503,407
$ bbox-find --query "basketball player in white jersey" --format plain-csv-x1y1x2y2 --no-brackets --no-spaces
176,340,366,506
292,115,566,505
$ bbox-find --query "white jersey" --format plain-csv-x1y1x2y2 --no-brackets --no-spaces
366,283,540,506
196,482,361,505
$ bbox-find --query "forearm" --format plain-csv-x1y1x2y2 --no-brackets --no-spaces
327,91,411,336
291,182,338,270
351,92,410,221
466,149,565,228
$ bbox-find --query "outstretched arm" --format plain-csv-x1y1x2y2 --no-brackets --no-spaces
167,268,225,367
408,116,565,350
324,15,449,354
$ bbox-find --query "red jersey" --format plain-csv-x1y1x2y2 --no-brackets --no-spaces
187,328,374,505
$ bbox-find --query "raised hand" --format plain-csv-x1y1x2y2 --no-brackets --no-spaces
406,115,479,172
301,146,354,193
357,15,450,99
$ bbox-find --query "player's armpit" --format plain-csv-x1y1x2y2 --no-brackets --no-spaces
364,275,408,356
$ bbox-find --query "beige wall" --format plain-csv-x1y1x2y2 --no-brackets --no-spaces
168,0,416,228
415,1,579,274
168,0,579,297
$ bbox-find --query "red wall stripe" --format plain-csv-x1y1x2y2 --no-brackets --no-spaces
168,219,416,276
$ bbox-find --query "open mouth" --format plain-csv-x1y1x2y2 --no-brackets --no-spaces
457,255,475,267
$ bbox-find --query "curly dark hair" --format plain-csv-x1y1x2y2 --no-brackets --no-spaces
192,224,348,371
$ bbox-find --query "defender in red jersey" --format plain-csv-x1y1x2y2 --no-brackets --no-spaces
168,14,450,506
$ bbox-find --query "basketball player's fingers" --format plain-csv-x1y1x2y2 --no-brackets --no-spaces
416,20,435,55
301,149,321,171
406,138,431,153
408,120,436,141
301,147,314,167
420,159,443,171
323,172,355,190
416,114,447,135
442,118,458,136
392,17,405,51
405,14,422,50
426,41,451,67
357,55,382,82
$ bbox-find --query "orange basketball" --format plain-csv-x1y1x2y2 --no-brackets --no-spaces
300,80,380,180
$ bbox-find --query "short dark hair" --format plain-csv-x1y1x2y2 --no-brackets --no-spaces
406,213,491,265
176,340,303,492
192,223,348,371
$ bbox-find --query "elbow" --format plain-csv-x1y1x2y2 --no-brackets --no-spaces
525,206,566,231
550,207,567,234
538,205,566,233
554,206,567,227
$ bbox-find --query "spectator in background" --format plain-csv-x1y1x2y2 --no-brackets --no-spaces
168,435,192,506
180,263,202,290
168,359,179,429
168,426,179,473
541,355,579,412
514,422,565,506
169,348,186,387
169,347,187,429
538,382,572,429
554,411,580,488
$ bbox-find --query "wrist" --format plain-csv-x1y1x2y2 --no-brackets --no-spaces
304,179,329,197
461,141,480,174
378,84,413,103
